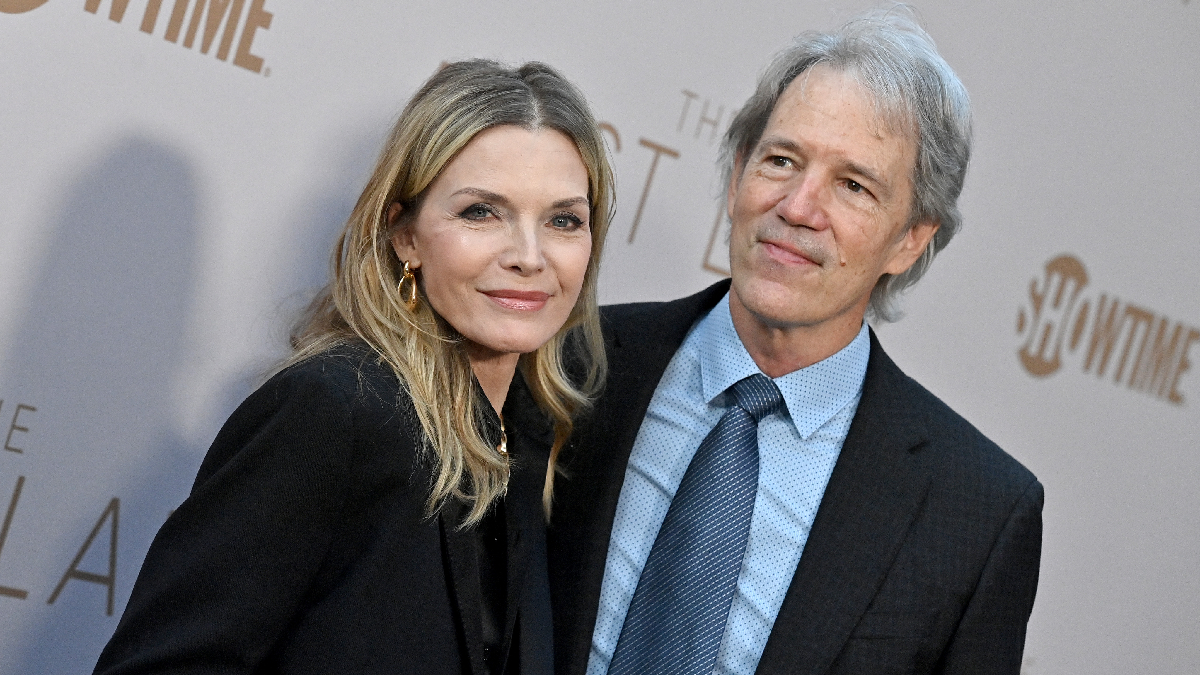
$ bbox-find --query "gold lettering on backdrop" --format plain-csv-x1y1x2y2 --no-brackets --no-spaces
1113,304,1155,384
82,0,272,74
48,498,120,616
182,0,244,60
163,0,189,42
0,0,50,13
677,90,700,131
139,0,163,32
4,403,36,454
232,0,271,73
601,88,736,267
676,89,731,145
1017,254,1198,405
1084,294,1125,377
675,87,738,272
627,139,680,243
1131,318,1183,396
1017,254,1089,376
1168,329,1200,404
83,0,129,21
702,206,730,276
0,476,29,600
694,99,725,142
598,122,621,152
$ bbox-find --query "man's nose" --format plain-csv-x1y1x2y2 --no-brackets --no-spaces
775,174,832,231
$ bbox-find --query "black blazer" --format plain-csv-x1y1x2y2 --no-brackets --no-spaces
548,281,1043,675
95,344,553,675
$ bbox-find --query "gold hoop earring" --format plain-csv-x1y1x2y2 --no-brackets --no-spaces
398,261,418,312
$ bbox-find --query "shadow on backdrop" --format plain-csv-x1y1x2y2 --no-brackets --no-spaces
192,125,390,466
1,121,392,675
1,136,201,675
265,126,388,355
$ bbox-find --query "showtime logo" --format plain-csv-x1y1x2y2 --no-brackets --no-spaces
1017,254,1199,406
0,0,273,74
0,0,48,11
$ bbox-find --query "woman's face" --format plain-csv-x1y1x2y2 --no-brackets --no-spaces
391,125,593,361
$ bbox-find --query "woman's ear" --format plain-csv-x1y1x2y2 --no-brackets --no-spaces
387,202,420,268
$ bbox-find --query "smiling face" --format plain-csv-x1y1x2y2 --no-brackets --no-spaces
390,125,593,364
726,65,938,365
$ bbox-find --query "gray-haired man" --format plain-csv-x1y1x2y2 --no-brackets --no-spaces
549,10,1042,675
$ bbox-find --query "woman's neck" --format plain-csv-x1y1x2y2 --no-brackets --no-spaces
465,345,521,416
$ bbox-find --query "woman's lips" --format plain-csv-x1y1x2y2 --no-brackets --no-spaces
483,289,550,311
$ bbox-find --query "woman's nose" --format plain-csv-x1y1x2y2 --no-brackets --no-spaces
502,221,547,274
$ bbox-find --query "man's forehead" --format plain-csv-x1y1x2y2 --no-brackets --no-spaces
766,66,915,148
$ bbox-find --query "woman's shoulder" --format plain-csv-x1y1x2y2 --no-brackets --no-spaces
197,341,416,484
268,341,399,401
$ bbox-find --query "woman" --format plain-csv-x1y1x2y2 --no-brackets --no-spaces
93,60,613,675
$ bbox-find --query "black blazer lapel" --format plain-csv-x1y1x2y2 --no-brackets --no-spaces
755,332,932,675
440,500,487,675
550,280,731,675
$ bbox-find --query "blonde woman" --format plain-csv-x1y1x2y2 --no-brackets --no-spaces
94,60,613,675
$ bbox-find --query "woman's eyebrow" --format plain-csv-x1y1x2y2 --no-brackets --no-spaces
451,187,508,206
552,197,589,209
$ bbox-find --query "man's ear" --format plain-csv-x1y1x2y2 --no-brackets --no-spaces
884,219,939,276
387,202,420,268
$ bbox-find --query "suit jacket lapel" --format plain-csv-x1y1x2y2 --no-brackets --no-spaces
755,332,932,675
440,500,487,675
552,280,731,675
598,279,733,493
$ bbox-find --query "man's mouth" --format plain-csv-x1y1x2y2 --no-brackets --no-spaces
759,237,827,267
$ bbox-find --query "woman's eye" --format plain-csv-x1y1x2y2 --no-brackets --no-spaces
461,204,493,220
551,213,584,229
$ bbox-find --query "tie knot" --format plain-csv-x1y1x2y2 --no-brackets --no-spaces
730,374,783,423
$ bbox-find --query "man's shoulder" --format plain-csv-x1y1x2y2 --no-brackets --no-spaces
598,279,731,343
865,336,1038,494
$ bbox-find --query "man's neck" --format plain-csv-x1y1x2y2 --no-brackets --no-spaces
728,291,866,378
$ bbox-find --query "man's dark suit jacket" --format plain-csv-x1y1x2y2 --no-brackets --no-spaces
94,343,552,675
548,281,1043,675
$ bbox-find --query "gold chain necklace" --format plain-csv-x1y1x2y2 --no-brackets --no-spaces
497,417,508,457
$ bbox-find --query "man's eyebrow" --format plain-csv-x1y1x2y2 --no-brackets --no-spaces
756,136,892,195
756,136,803,158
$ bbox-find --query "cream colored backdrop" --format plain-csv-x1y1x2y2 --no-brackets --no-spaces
1,1,1197,673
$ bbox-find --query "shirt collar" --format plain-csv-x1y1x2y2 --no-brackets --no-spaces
696,293,871,440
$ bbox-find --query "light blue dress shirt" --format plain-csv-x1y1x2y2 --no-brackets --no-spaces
586,293,870,675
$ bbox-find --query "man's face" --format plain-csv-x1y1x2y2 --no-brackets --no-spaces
726,65,937,338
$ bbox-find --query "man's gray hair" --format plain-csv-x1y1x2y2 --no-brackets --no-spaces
720,7,972,322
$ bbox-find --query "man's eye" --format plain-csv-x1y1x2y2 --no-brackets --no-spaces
461,204,493,220
845,180,864,193
770,156,792,168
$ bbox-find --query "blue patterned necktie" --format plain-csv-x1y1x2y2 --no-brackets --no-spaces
608,374,784,675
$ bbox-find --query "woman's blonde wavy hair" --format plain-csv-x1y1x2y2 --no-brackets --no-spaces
290,60,613,525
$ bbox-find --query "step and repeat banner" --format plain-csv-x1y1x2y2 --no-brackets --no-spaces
1,1,1198,673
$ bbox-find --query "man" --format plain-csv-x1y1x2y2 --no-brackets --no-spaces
548,10,1042,675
